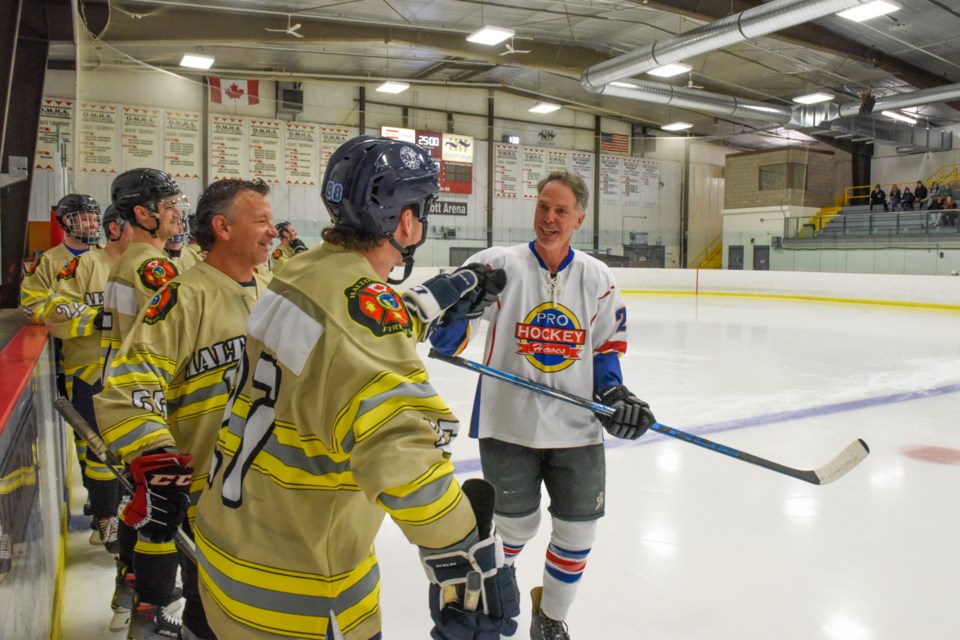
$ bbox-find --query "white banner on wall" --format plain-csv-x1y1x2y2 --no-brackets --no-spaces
319,127,350,182
599,155,621,205
163,111,201,179
622,157,641,207
641,159,660,208
211,115,245,180
570,152,593,182
494,143,520,199
286,122,318,185
249,119,283,184
522,146,547,200
36,98,73,171
442,133,474,164
78,103,119,174
122,107,161,169
547,149,569,173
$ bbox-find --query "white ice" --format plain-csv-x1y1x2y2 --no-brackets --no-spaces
61,295,960,640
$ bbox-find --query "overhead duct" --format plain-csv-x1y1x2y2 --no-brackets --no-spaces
596,80,792,122
581,0,886,91
837,82,960,117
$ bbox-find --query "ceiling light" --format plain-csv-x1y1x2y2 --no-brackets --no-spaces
836,1,900,22
792,92,835,105
648,63,692,78
377,81,410,94
609,81,636,89
662,122,693,131
180,54,214,70
466,26,515,46
529,102,561,114
881,110,917,125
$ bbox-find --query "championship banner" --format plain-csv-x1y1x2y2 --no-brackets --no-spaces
36,98,73,171
163,111,201,178
211,115,245,180
122,107,161,169
285,122,317,185
249,119,283,184
78,103,119,174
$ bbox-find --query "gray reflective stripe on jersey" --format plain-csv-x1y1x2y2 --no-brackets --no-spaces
74,309,95,336
105,280,139,317
378,471,454,512
196,542,381,619
104,417,169,454
165,379,230,416
106,355,175,387
247,287,323,376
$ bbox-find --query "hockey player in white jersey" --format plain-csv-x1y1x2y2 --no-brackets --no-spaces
430,170,657,640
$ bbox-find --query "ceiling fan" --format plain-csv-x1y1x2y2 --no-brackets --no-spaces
265,14,303,38
499,39,532,56
685,72,704,90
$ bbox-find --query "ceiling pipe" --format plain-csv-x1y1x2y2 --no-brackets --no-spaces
837,82,960,117
581,0,884,91
595,80,793,122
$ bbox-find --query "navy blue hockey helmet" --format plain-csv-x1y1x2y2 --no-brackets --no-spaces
322,136,439,237
111,168,182,220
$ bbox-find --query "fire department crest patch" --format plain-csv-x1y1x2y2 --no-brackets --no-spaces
272,248,283,260
57,257,80,281
137,257,178,291
345,277,412,338
143,282,180,325
23,258,39,276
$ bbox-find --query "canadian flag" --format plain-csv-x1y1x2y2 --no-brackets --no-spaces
208,78,260,106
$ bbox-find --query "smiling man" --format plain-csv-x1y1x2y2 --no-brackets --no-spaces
96,178,276,640
430,170,657,640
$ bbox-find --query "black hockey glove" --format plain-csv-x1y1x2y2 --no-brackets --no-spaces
439,264,507,325
121,450,192,542
595,384,656,440
421,479,521,640
289,238,308,254
93,307,105,331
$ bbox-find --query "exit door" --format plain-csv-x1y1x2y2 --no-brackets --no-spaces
728,245,744,270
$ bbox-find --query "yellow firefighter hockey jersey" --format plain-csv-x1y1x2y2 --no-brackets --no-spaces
96,261,267,518
270,243,295,274
195,243,477,640
43,247,116,390
20,242,81,324
99,242,179,379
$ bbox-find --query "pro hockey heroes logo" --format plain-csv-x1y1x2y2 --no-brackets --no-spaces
515,302,584,372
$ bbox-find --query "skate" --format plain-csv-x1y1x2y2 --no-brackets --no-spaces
126,600,182,639
94,515,120,554
530,586,570,640
111,568,136,632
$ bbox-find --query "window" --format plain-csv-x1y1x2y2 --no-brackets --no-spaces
759,162,808,191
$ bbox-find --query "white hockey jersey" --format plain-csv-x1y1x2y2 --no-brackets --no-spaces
432,242,628,448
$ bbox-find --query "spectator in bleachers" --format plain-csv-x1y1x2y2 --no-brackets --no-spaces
869,184,888,211
915,181,928,209
901,186,915,210
927,194,945,227
888,184,902,211
929,181,942,205
942,195,957,227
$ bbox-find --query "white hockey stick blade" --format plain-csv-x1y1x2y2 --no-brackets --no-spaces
812,438,870,485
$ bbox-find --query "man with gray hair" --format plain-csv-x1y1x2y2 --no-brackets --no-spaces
431,170,657,640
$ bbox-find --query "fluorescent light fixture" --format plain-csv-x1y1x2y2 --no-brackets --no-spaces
466,26,515,46
609,81,637,89
376,81,410,94
180,54,214,70
662,122,693,131
836,1,900,22
881,110,917,125
792,92,835,105
647,63,692,78
529,102,561,114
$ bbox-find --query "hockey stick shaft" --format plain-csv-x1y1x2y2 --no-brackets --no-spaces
54,396,197,562
428,350,869,485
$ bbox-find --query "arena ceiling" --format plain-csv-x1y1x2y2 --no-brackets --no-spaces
70,0,960,150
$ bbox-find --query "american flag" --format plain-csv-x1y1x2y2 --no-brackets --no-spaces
600,132,630,155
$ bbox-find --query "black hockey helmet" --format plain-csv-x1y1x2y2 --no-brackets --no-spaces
55,194,102,245
111,168,182,220
322,135,438,238
102,203,127,241
275,221,293,237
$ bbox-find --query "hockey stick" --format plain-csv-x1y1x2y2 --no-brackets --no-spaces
428,349,870,485
53,396,197,562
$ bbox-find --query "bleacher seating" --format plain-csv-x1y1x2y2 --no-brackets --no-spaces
818,206,955,238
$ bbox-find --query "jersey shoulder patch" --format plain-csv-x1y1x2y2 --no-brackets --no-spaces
344,277,412,338
137,257,179,291
57,256,80,281
143,281,181,325
23,258,39,276
272,248,284,260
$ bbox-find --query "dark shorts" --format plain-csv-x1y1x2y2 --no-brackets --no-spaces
478,438,606,522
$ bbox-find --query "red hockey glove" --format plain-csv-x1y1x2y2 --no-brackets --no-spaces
121,451,192,541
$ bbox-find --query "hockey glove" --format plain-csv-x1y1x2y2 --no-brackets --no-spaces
440,264,507,325
595,384,656,440
421,479,521,640
93,307,105,331
289,238,308,254
121,451,192,541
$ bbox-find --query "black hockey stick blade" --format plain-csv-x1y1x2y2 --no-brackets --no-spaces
428,350,870,486
54,396,198,561
460,477,496,539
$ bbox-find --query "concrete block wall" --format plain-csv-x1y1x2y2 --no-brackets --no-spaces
724,147,837,210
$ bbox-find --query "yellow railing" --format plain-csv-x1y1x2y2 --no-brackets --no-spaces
802,206,841,236
844,166,959,207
